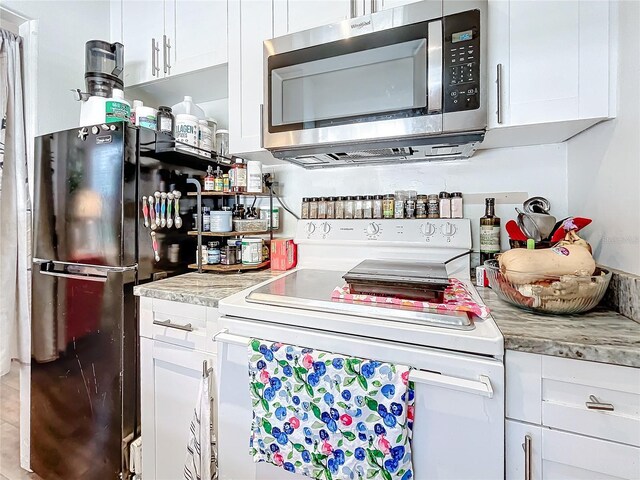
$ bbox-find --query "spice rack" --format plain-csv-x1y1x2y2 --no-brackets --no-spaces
186,177,275,274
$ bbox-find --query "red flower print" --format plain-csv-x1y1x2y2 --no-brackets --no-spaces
378,436,391,455
407,405,415,421
339,414,353,426
401,370,410,385
273,452,284,466
321,441,333,455
302,354,313,369
260,370,270,383
289,417,300,429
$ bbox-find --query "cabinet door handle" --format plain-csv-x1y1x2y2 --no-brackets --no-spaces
370,0,376,14
153,319,193,332
496,63,503,124
350,0,357,18
151,38,157,76
586,394,615,411
522,434,532,480
162,34,168,74
164,35,172,75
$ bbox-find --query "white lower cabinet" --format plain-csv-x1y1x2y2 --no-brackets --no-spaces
139,297,219,480
506,351,640,480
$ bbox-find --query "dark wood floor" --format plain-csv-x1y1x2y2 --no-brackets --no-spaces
0,361,42,480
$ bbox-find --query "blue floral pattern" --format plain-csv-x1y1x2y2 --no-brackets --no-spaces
249,340,415,480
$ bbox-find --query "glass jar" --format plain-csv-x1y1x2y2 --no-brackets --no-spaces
326,197,336,219
363,195,373,219
207,241,221,264
373,195,383,219
383,194,395,219
405,190,417,219
317,197,327,219
427,194,440,218
344,196,355,219
231,158,247,193
309,197,319,219
416,195,428,219
301,197,310,219
157,106,174,134
451,192,464,219
222,174,230,192
354,196,364,219
232,203,245,219
221,245,236,265
394,191,406,219
439,191,451,219
335,196,345,219
202,206,210,232
215,129,229,158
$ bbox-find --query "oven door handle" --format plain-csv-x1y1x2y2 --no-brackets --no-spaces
409,370,494,398
215,330,494,398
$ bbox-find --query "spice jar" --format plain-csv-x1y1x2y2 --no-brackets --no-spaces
301,198,310,219
335,196,345,219
221,245,236,265
383,194,395,219
373,195,383,219
309,198,319,219
231,158,247,193
222,174,230,192
394,191,406,219
363,195,373,219
354,196,364,219
344,196,355,219
416,195,428,219
451,192,464,218
427,194,440,218
439,191,451,219
207,241,221,265
405,190,417,219
326,197,336,219
317,197,327,219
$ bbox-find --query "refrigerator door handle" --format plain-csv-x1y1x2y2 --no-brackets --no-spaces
35,260,136,283
39,269,108,283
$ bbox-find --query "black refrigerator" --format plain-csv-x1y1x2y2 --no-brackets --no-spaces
30,123,204,479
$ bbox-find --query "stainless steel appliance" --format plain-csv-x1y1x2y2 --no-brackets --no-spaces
262,0,487,167
30,123,203,479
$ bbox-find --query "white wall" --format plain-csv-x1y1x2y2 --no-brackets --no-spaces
3,0,111,136
567,0,640,275
267,143,568,253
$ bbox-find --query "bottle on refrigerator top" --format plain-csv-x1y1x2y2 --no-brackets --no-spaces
480,197,501,264
130,100,143,124
171,95,206,120
174,114,199,154
204,166,215,191
231,158,247,192
157,106,174,134
198,120,212,157
105,88,131,124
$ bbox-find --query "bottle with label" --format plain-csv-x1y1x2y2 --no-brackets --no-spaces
214,167,224,192
222,173,230,192
231,158,247,193
105,88,131,124
204,166,215,191
480,197,501,264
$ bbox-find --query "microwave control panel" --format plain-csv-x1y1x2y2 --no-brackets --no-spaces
443,10,481,112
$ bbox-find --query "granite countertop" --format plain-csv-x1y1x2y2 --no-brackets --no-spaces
477,287,640,368
134,270,280,308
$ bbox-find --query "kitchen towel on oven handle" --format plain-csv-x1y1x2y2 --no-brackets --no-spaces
247,338,416,480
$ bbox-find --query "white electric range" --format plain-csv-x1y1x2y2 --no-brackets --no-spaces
216,219,504,480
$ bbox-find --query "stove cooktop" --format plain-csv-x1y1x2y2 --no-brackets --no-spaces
245,269,474,330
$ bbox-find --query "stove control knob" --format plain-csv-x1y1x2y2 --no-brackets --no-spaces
441,222,457,236
305,222,316,235
420,222,436,237
321,222,332,234
366,222,380,236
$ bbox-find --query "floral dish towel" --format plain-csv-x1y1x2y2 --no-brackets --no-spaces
332,278,490,319
248,340,415,480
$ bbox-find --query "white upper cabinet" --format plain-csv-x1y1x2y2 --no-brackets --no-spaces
117,0,228,87
376,0,421,11
121,0,165,86
273,0,351,36
228,0,273,154
166,0,228,76
485,0,613,148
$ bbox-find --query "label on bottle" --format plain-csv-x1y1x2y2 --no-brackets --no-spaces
480,225,501,253
204,177,215,191
229,169,235,189
235,168,247,188
105,101,131,123
159,117,173,133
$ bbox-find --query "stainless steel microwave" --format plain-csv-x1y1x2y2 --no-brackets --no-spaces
262,0,487,168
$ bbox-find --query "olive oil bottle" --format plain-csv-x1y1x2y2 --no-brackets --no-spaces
480,197,501,264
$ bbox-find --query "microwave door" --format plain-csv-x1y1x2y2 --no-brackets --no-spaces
265,18,444,150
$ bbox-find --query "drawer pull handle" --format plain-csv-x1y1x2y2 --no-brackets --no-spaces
153,319,193,332
585,394,614,411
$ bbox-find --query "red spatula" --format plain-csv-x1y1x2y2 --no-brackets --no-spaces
506,220,527,241
550,217,592,243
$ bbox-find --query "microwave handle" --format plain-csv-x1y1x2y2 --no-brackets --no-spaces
427,20,443,113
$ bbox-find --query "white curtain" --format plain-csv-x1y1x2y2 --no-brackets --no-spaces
0,28,30,377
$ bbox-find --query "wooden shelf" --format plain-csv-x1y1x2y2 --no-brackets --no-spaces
187,191,271,197
188,260,270,273
187,230,270,237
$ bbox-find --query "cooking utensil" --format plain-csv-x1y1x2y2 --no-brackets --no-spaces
506,220,527,241
527,212,557,240
550,217,593,243
523,196,551,214
516,208,542,241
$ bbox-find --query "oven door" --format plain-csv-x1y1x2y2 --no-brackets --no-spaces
216,316,504,480
263,17,444,151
